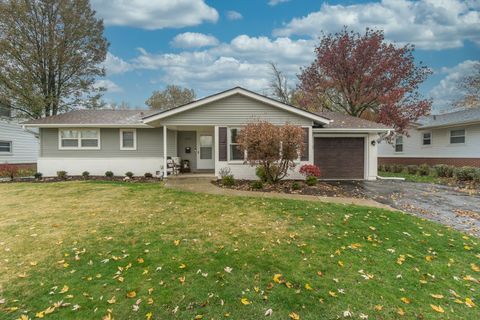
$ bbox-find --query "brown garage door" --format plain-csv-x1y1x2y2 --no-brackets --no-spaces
314,137,365,179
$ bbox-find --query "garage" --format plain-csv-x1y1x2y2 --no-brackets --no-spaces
314,137,365,179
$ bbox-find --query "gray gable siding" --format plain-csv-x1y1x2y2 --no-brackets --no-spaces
40,128,176,158
0,120,38,164
157,94,313,126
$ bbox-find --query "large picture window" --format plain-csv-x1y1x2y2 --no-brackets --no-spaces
120,129,137,150
450,129,465,144
229,128,244,161
0,140,12,153
59,129,100,150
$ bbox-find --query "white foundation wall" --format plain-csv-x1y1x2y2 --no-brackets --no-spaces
215,161,312,180
38,157,164,177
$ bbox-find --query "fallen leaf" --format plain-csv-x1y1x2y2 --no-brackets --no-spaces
289,312,300,320
430,294,444,299
465,298,475,308
241,298,251,305
273,274,282,283
126,291,137,298
430,304,445,313
401,297,411,304
265,308,273,316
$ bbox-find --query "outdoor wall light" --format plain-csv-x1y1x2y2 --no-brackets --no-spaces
371,140,376,146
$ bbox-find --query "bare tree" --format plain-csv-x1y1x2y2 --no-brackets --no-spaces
455,61,480,109
145,85,196,110
268,62,292,104
0,0,108,119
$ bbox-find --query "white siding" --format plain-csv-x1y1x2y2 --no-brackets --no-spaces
0,120,38,164
378,124,480,158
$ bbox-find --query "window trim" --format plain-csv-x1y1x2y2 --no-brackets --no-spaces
227,127,245,163
0,140,12,154
394,136,403,153
58,128,101,150
120,128,137,150
422,132,432,146
449,128,466,145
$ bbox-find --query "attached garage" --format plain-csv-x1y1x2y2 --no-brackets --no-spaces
314,137,365,180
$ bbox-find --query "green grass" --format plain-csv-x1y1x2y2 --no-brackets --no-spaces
378,171,447,184
0,181,479,320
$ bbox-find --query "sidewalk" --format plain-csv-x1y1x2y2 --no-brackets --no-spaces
165,177,396,211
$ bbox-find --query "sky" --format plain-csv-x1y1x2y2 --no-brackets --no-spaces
91,0,480,113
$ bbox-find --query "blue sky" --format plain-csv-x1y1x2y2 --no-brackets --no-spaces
91,0,480,113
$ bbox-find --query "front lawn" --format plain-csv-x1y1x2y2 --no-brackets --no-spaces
0,182,478,320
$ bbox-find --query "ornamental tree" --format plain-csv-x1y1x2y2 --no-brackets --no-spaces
297,28,432,135
237,121,304,183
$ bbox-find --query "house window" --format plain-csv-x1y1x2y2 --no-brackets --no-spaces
422,132,431,145
120,129,137,150
450,129,465,144
229,128,244,161
0,140,12,153
59,129,100,149
395,136,403,152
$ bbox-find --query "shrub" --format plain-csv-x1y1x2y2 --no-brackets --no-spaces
125,171,134,178
299,164,321,178
255,166,268,183
0,164,19,180
57,170,67,180
250,180,263,190
378,164,386,172
34,172,43,180
218,167,232,179
105,171,114,178
291,181,301,190
222,175,235,186
391,164,404,173
405,165,419,175
417,164,430,176
82,171,90,179
382,164,392,172
454,167,478,181
433,164,454,178
144,172,153,178
305,175,318,186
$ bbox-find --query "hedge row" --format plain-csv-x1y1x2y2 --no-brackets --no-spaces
379,163,480,182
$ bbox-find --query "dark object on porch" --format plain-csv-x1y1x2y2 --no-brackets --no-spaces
181,159,191,173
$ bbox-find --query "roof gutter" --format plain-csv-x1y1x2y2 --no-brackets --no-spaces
312,128,391,133
22,123,153,128
419,120,480,130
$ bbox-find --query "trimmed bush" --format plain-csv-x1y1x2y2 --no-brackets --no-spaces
255,166,268,183
82,171,90,179
405,165,419,175
433,164,454,178
417,163,430,176
222,175,235,187
218,167,232,179
144,172,153,178
105,171,114,178
299,164,321,178
250,180,263,190
291,181,301,190
57,170,67,180
125,171,134,178
454,167,478,181
306,175,318,186
34,172,43,180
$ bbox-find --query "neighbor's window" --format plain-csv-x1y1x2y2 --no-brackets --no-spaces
120,129,137,150
0,140,12,153
395,136,403,152
422,132,431,145
450,129,465,144
229,128,244,161
59,129,100,149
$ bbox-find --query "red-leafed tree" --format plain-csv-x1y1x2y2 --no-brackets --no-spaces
297,28,432,135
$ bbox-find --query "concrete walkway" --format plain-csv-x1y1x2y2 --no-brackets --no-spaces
165,177,396,211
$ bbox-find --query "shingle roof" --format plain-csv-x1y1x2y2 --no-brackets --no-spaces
315,111,390,130
418,108,480,128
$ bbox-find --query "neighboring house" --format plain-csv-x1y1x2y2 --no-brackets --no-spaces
0,106,39,168
23,87,389,180
379,108,480,167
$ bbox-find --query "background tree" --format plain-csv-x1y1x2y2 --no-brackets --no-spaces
268,62,293,104
455,61,480,109
146,85,196,110
0,0,108,119
297,28,432,135
237,121,304,183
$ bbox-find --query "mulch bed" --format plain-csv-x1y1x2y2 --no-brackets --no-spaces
0,176,163,183
214,179,363,198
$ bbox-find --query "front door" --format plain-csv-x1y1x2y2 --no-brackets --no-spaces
197,131,215,169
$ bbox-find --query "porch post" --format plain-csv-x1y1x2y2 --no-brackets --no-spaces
163,125,168,178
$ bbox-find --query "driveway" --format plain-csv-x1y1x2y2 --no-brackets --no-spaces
335,180,480,237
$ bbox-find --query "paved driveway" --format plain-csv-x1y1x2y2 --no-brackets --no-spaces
335,180,480,237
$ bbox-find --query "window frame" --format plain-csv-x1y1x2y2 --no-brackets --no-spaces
449,129,466,144
0,140,12,154
120,128,137,150
227,127,245,162
394,136,403,153
58,128,101,150
422,132,432,146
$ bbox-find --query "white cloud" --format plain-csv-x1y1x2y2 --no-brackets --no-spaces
429,60,479,112
268,0,291,6
171,32,219,48
103,53,133,75
91,0,218,30
226,10,243,21
94,79,123,93
274,0,480,50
